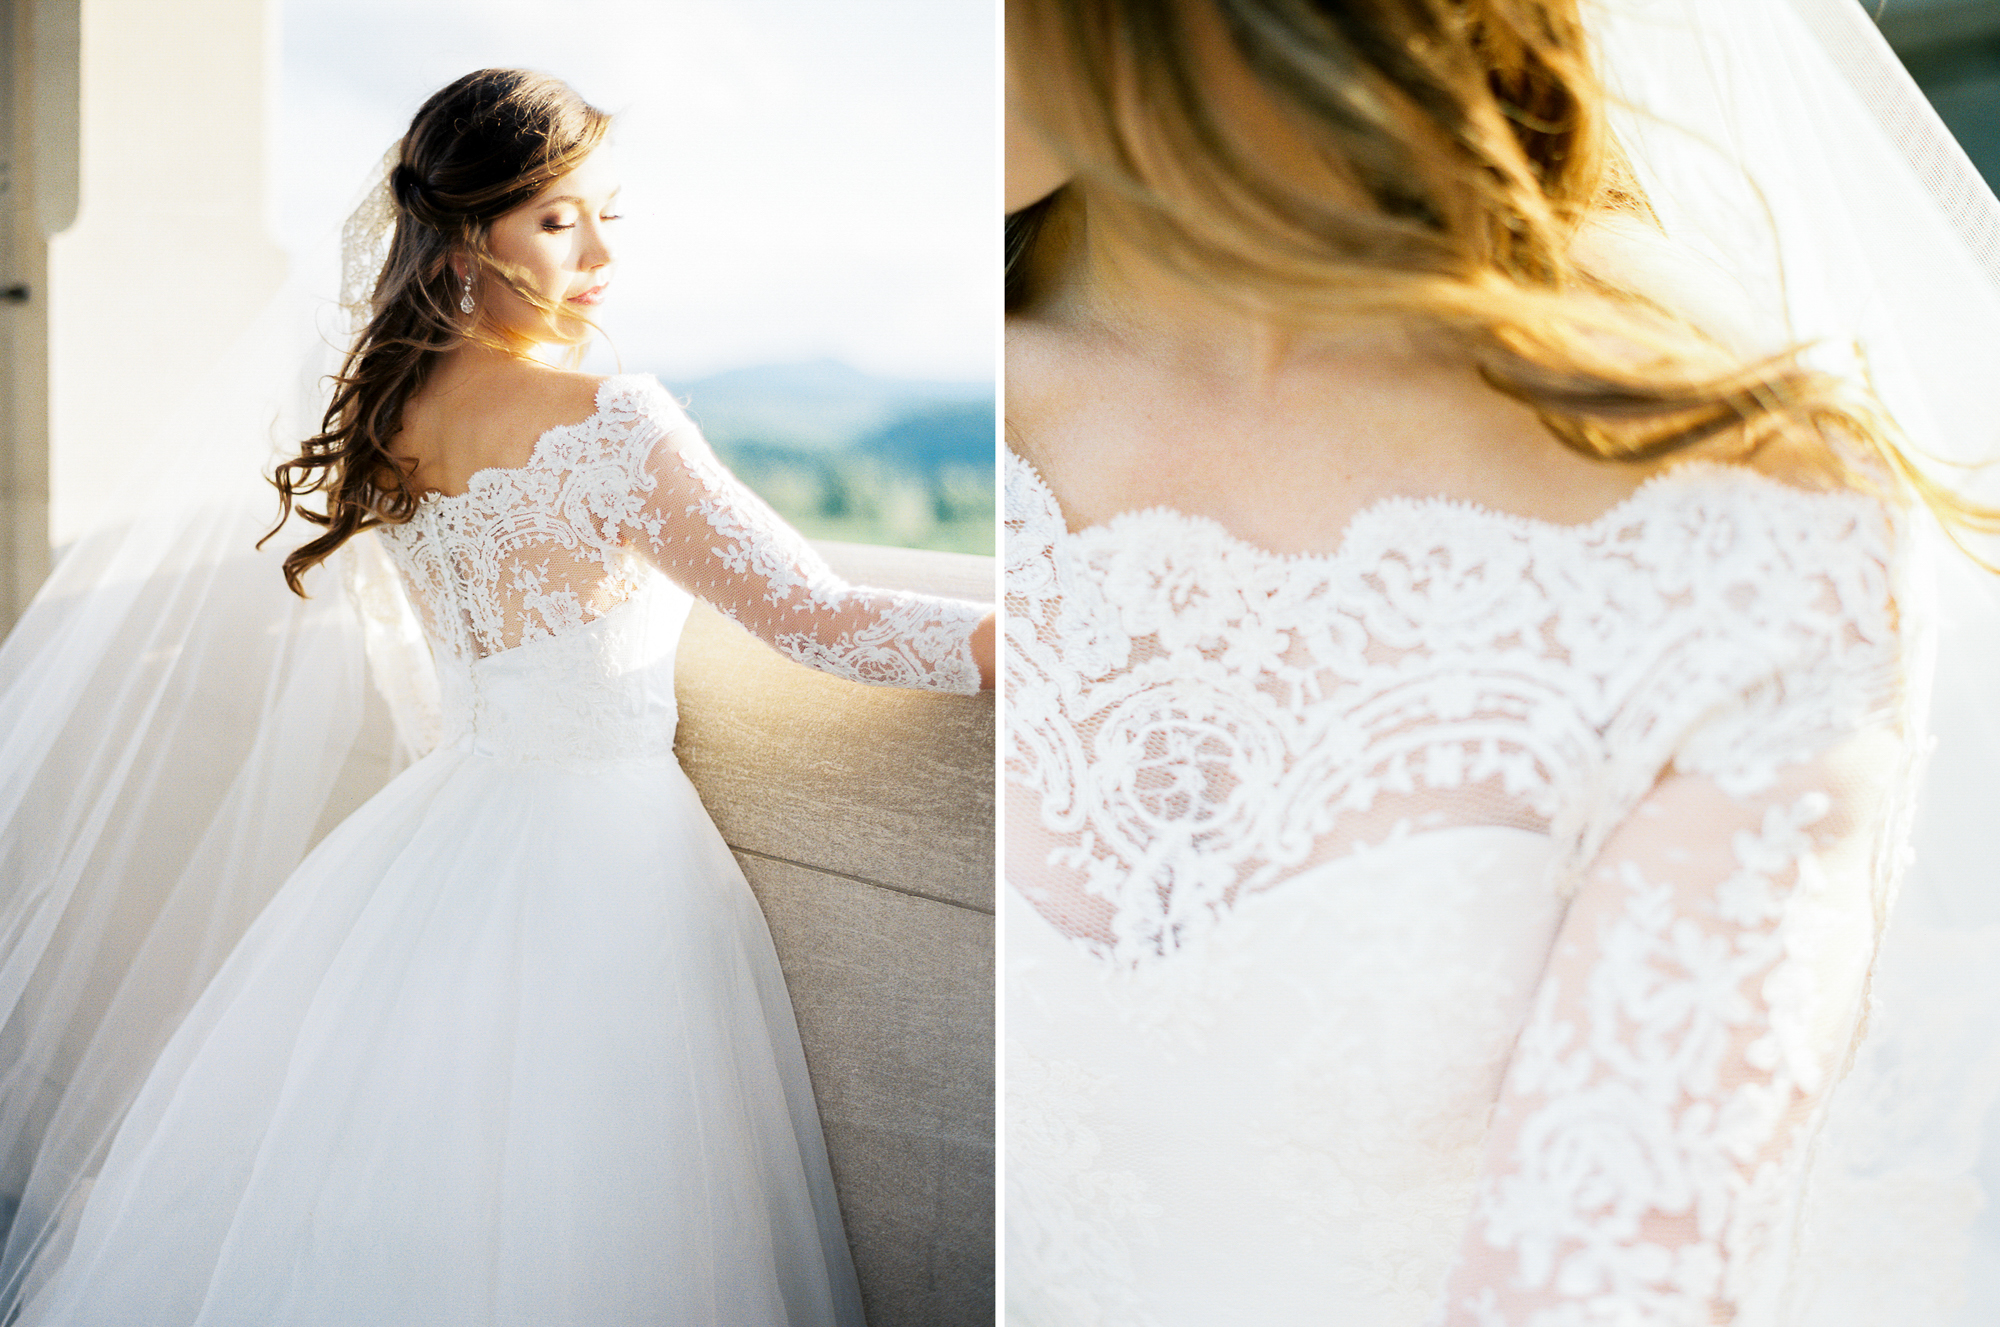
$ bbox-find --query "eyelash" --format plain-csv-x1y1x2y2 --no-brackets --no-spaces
541,214,622,233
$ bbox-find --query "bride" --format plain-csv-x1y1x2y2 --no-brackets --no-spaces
1005,0,2000,1322
0,68,992,1325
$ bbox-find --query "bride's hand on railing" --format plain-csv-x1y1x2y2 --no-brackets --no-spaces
973,612,996,691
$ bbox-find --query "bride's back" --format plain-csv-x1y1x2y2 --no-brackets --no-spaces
393,357,604,501
372,366,692,666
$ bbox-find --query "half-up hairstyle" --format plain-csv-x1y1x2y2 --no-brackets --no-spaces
265,69,611,596
1007,0,2000,541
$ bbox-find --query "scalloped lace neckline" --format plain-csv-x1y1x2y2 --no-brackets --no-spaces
1006,446,1872,568
416,373,650,509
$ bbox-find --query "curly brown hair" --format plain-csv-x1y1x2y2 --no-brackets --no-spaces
264,69,611,596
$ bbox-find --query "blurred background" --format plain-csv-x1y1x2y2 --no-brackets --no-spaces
1873,0,2000,184
277,0,998,557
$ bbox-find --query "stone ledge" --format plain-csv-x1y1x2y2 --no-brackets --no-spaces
739,855,994,1327
673,541,995,1327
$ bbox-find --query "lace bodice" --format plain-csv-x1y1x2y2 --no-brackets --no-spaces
374,375,985,762
1003,449,1919,1324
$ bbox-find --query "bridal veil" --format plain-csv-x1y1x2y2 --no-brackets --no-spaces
0,154,434,1303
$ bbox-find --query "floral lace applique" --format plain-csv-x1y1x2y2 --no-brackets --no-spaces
1434,775,1900,1324
1004,450,1902,968
377,375,986,696
1004,449,1915,1323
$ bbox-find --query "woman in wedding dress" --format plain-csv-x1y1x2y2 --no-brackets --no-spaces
0,68,992,1326
1004,0,2000,1323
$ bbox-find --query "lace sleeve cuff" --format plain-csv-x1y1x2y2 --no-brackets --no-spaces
772,591,988,694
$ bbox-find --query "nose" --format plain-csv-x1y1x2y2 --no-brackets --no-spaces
582,217,614,272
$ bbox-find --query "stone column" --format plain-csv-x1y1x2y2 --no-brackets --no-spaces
45,0,282,548
0,0,78,632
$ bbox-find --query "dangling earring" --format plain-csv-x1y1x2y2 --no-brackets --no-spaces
459,270,475,316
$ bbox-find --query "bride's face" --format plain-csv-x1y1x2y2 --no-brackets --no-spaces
475,147,621,347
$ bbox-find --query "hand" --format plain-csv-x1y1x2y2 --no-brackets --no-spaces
973,611,997,690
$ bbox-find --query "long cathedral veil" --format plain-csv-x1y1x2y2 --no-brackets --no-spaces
0,157,435,1304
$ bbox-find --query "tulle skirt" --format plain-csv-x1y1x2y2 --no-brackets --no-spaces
12,743,864,1326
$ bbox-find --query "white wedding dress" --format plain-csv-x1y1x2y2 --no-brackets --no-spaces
7,373,985,1326
1002,0,2000,1317
1003,448,1926,1325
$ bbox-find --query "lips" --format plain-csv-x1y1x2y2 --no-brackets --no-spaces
568,283,609,306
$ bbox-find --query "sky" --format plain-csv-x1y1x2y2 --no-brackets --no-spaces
273,0,998,383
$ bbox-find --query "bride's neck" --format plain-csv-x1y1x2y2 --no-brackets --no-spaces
1022,193,1417,395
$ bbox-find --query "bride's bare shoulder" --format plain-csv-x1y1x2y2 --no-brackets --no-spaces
396,361,619,494
485,361,613,428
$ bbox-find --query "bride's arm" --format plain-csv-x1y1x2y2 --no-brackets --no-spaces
1430,724,1904,1323
613,384,994,693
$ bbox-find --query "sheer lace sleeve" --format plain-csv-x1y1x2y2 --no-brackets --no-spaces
1433,530,1914,1324
604,377,987,694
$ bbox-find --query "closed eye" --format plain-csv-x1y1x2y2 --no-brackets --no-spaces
542,214,618,232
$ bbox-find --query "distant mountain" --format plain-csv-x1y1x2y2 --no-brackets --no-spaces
655,359,996,554
662,358,993,454
862,402,995,470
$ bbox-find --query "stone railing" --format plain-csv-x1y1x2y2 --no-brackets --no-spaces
673,541,994,1327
